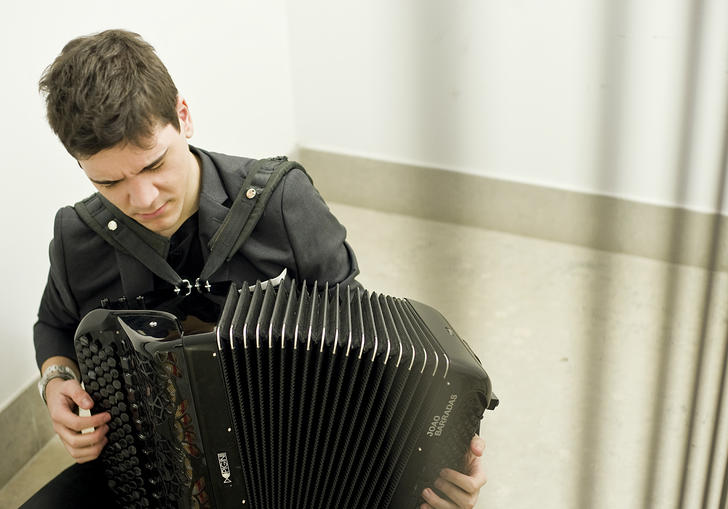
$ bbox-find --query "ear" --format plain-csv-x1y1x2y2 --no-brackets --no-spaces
176,96,194,139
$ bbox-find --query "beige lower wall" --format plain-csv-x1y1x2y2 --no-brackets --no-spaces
296,147,728,272
0,379,55,487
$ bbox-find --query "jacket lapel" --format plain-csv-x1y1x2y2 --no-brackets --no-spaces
194,146,241,265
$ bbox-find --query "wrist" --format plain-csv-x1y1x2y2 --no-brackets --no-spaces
38,364,79,404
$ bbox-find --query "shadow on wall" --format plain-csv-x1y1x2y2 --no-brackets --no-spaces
580,0,728,507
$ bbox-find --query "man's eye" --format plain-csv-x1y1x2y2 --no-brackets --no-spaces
147,163,163,172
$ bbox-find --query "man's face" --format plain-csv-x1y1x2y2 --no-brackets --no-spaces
78,99,200,238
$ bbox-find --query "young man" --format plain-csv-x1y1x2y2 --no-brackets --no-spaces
27,29,486,509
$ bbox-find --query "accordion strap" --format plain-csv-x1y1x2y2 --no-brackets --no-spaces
74,194,184,288
200,156,306,281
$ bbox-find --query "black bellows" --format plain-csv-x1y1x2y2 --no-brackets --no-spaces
74,280,498,509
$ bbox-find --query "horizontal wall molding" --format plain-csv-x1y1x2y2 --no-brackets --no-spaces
0,379,55,488
296,147,728,272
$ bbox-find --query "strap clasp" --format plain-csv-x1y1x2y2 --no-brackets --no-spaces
174,279,192,297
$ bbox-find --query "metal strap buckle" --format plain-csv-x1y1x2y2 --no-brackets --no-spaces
174,279,192,297
195,278,212,293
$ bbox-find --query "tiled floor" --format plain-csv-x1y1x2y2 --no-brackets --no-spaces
3,202,727,508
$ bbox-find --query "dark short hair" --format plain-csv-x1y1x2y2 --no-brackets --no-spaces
39,29,180,159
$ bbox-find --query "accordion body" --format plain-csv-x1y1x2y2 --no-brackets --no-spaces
74,281,498,509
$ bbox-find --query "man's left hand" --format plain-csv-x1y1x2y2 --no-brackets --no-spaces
420,434,487,509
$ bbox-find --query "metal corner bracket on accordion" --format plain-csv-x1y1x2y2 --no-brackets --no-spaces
74,280,499,509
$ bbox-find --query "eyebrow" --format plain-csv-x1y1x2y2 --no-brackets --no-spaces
88,148,169,186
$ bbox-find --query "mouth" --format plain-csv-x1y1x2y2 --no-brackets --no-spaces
137,202,167,220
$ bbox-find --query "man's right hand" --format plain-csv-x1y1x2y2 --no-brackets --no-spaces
45,377,111,463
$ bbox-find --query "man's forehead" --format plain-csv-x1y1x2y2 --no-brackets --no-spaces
79,126,173,176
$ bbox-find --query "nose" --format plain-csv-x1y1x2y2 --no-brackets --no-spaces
127,175,160,211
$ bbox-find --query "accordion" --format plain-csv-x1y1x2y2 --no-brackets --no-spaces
74,280,499,509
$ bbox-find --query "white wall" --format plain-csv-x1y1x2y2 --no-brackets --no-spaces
4,0,728,411
286,0,728,213
0,0,296,410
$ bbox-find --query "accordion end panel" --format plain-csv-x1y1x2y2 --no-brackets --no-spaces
75,308,230,509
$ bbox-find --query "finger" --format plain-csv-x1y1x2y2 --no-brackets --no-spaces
50,403,110,433
56,425,108,462
65,440,107,464
45,378,86,409
459,435,486,476
434,478,478,509
74,453,103,464
67,381,95,410
56,423,109,450
439,467,487,494
72,411,111,432
421,487,458,509
469,434,486,457
46,380,110,430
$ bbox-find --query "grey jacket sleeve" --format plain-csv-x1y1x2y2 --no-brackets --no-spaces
33,209,82,369
279,169,360,287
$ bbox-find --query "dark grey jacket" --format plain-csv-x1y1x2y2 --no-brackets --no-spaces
34,147,359,368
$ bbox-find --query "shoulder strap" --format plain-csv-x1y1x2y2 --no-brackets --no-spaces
199,156,307,281
74,195,184,288
74,197,128,254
